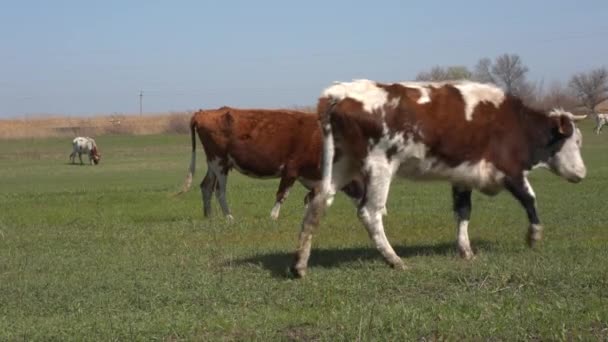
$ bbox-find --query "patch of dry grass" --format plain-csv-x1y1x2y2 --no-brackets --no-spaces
0,112,193,139
0,106,316,140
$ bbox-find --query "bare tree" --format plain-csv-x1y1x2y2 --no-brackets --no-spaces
537,81,578,111
491,53,529,95
517,81,542,108
416,65,472,81
473,57,495,83
569,67,608,113
472,54,530,96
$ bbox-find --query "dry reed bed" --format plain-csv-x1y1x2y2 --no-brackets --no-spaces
0,112,192,139
0,106,316,140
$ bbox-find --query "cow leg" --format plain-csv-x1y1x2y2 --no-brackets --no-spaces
505,175,542,247
69,152,75,164
270,175,297,220
291,192,326,278
213,171,233,220
452,186,474,259
200,170,217,217
78,153,84,165
303,189,316,207
342,179,365,208
357,166,405,270
206,159,233,220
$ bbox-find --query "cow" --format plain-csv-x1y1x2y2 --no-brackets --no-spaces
291,79,587,278
179,107,325,220
594,112,607,134
69,136,101,165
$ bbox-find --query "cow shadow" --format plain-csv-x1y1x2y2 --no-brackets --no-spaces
234,239,495,278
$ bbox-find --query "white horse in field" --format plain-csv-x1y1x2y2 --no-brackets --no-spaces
69,137,101,165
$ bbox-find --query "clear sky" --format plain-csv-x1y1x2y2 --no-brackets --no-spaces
1,0,607,117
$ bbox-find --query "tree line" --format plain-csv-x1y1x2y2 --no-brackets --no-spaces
415,53,608,114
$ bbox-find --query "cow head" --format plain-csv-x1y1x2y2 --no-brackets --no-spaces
91,147,101,165
543,110,586,183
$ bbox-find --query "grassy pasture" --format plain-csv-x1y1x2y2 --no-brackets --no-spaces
0,125,607,340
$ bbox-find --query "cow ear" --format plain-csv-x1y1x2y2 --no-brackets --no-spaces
557,115,573,137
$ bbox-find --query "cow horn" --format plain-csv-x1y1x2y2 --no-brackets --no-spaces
571,114,587,121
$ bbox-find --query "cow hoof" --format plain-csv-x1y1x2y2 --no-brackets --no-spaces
390,259,408,270
290,265,306,278
270,205,280,220
527,233,542,248
527,225,543,248
226,214,234,221
459,249,475,260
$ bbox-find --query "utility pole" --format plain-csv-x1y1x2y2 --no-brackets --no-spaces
139,90,143,116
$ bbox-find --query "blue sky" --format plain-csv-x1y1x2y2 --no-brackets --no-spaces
1,0,607,117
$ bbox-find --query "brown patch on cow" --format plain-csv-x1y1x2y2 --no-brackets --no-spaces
319,97,385,163
90,146,101,164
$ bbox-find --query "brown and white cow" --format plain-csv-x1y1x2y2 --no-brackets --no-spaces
291,79,587,277
179,107,324,220
69,136,101,165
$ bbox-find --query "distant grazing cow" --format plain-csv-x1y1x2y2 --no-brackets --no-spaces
70,137,101,165
291,79,587,277
595,113,607,134
180,107,327,220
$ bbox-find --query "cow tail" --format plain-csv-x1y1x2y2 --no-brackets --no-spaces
320,98,338,206
179,116,198,194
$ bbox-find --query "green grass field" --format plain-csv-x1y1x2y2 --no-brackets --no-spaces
1,126,607,340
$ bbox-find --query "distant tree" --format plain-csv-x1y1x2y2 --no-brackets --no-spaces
491,53,529,94
517,81,542,108
473,54,530,96
569,67,608,113
538,81,578,111
473,57,495,83
415,65,472,81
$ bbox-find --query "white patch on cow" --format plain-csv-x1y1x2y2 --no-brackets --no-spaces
456,219,473,259
270,202,281,220
324,154,357,207
387,97,400,112
523,176,536,199
323,79,389,113
399,82,439,104
357,154,403,267
321,124,335,206
397,153,505,195
453,82,505,121
416,87,431,104
549,125,586,182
